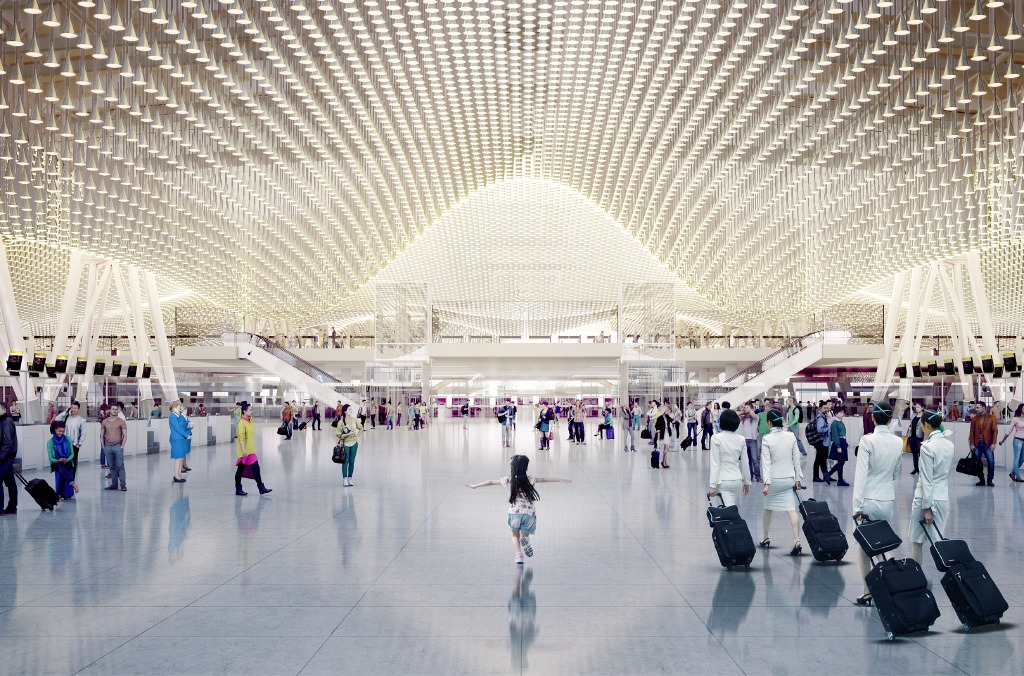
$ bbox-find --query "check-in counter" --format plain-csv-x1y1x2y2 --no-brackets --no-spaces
14,416,232,471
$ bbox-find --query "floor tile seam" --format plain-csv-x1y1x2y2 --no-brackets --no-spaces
906,636,972,676
566,456,694,609
68,635,137,676
180,534,315,609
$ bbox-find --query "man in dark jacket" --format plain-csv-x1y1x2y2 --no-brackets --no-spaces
0,401,18,515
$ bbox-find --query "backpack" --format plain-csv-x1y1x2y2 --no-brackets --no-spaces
805,415,824,447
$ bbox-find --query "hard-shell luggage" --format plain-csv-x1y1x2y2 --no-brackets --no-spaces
706,493,755,570
14,470,59,511
650,450,660,468
605,426,614,440
852,515,902,558
865,556,941,640
921,522,1008,631
799,499,848,562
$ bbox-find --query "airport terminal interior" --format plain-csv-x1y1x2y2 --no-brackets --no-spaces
1,1,1024,675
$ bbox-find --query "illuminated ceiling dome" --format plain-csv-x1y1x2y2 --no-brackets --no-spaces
0,1,1021,331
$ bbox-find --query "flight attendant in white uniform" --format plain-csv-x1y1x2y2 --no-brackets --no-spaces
908,409,955,565
759,409,804,556
851,401,904,606
708,409,751,507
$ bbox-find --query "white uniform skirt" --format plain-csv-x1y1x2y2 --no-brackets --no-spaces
857,498,894,524
764,478,798,511
908,498,949,544
715,480,742,507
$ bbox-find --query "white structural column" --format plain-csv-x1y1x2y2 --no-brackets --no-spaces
143,271,178,401
871,271,908,401
125,268,155,403
0,241,27,409
965,251,1008,401
43,253,86,402
76,264,114,400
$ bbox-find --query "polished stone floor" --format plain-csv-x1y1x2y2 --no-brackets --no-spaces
0,418,1021,675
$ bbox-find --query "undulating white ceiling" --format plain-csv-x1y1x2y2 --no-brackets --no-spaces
0,1,1022,338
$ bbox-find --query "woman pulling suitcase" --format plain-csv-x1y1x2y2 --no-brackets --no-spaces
908,409,954,565
759,409,804,556
850,401,903,606
708,409,750,506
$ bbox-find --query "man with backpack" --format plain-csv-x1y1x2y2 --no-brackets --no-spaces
808,401,833,482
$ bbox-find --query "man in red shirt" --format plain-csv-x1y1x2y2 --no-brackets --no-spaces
969,403,998,487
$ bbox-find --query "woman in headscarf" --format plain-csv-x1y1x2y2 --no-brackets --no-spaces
47,420,76,501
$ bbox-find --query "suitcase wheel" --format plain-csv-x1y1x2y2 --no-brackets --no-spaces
963,623,972,633
886,632,895,641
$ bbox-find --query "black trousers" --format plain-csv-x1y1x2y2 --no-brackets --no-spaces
0,459,18,510
700,425,712,449
813,444,829,480
312,414,321,430
909,436,921,471
235,460,264,486
71,444,81,480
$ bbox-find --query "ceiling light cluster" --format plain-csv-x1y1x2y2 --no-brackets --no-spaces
0,1,1020,336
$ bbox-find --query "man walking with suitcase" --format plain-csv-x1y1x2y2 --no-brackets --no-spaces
0,401,18,514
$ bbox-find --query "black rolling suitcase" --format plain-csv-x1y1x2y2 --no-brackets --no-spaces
14,470,59,511
921,522,1008,631
706,493,755,570
297,421,308,430
650,450,660,468
853,516,940,640
800,498,848,562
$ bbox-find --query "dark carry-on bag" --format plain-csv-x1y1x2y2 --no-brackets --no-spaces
865,556,941,640
852,515,902,558
706,493,755,570
605,426,614,440
650,450,660,468
15,470,59,511
854,515,940,640
955,451,984,478
799,498,848,562
921,522,1008,631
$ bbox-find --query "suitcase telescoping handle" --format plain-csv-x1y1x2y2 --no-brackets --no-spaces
12,469,29,488
918,520,946,545
706,492,725,506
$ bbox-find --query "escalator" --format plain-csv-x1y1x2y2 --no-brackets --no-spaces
223,333,355,407
709,332,826,405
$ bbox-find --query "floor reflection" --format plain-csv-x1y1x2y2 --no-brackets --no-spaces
509,566,537,670
707,568,756,635
167,484,190,562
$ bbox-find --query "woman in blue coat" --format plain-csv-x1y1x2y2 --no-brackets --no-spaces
169,402,192,483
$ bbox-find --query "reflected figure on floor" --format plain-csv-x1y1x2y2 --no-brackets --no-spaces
707,568,756,637
167,484,191,562
509,567,537,670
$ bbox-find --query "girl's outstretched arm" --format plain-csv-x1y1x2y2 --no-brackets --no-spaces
465,479,502,489
534,477,572,484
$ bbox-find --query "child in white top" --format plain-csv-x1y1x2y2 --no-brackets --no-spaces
466,455,572,564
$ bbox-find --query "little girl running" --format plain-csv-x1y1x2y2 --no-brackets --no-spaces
466,455,572,564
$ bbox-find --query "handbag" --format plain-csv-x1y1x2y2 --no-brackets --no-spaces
332,444,348,464
640,429,651,439
955,451,984,478
276,425,287,436
331,419,340,428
